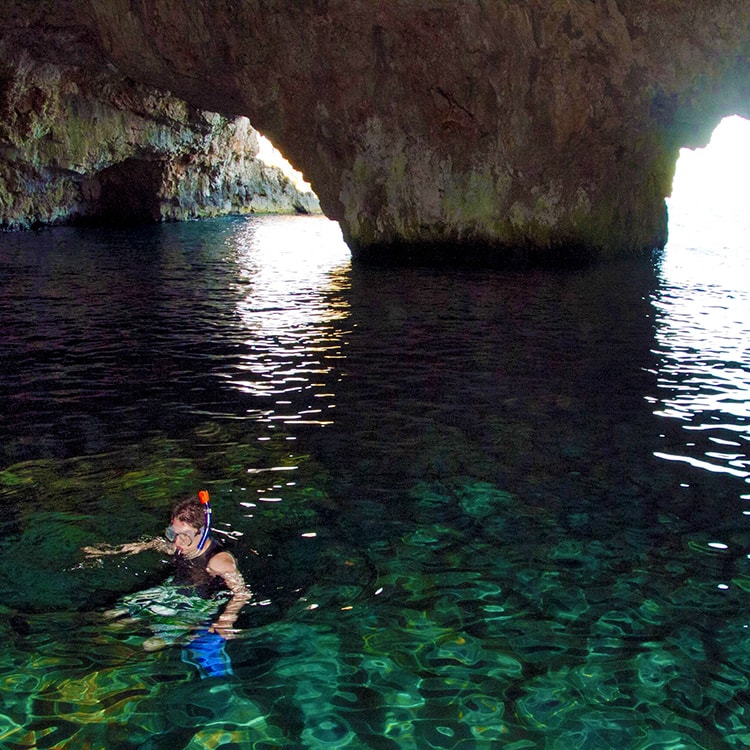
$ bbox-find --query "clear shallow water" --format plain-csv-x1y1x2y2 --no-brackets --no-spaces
0,212,748,748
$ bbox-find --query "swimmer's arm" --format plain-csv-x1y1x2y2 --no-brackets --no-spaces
82,537,175,558
207,552,252,636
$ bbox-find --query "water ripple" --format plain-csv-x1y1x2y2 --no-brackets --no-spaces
2,213,750,747
652,241,750,493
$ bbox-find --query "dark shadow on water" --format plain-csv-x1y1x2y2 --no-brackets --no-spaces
350,239,663,271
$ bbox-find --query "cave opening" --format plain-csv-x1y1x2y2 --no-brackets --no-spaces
667,115,750,254
658,114,750,351
256,134,312,195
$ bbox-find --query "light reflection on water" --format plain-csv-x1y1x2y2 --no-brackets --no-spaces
654,201,750,487
0,208,749,747
226,216,350,427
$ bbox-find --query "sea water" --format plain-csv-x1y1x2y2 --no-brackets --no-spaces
0,211,748,748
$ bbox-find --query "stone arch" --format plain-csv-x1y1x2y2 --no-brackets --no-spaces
4,0,750,261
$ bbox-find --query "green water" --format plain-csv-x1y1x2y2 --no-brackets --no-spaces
0,213,749,748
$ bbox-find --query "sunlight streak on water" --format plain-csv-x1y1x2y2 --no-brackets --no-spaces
655,115,750,489
221,216,351,430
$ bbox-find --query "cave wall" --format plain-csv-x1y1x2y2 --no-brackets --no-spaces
0,32,318,229
4,1,750,259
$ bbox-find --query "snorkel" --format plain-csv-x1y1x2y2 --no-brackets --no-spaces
197,489,212,551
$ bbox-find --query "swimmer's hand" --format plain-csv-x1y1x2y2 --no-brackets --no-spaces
82,538,173,558
208,614,238,640
82,542,142,557
206,560,251,640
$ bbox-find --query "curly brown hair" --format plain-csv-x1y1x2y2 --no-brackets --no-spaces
171,495,207,530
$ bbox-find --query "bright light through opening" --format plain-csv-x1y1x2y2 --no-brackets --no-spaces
256,134,312,193
669,115,750,227
667,115,750,254
654,115,750,486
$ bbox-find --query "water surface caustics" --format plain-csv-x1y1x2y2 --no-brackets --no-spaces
0,212,749,748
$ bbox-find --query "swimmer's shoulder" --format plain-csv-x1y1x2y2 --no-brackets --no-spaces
207,548,238,575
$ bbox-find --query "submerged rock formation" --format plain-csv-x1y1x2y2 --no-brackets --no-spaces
3,1,750,260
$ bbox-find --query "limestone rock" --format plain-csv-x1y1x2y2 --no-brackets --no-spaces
3,1,750,260
0,37,318,229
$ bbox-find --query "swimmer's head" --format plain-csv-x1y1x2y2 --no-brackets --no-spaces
171,495,207,530
168,492,212,552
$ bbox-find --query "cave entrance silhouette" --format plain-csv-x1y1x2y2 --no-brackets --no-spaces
256,134,313,195
667,115,750,253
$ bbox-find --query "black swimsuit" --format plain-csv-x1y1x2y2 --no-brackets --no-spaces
173,539,228,598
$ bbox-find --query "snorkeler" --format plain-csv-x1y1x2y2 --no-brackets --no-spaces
82,490,251,652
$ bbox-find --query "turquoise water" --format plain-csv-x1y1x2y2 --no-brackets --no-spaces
0,211,749,748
